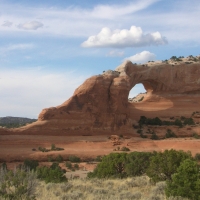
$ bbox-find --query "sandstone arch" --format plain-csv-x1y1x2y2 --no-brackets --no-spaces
1,59,200,135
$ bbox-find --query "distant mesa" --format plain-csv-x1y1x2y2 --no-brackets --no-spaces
0,117,36,128
1,55,200,135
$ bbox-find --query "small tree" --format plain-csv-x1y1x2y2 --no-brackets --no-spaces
174,119,183,127
0,167,37,200
65,161,72,169
125,152,154,176
147,149,192,182
74,163,79,170
55,155,63,163
51,144,56,150
165,159,200,199
138,116,147,128
150,133,159,140
68,155,81,163
165,129,177,138
0,162,7,170
88,153,127,178
195,153,200,161
23,159,39,171
37,163,67,183
183,118,195,125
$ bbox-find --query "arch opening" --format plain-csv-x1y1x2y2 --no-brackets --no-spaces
128,83,147,103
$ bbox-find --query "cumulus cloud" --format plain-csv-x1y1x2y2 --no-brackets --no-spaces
18,21,43,30
107,50,124,57
124,51,156,64
81,26,167,48
0,69,86,118
2,21,13,27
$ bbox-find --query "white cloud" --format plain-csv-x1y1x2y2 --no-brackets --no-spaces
107,50,124,57
18,21,43,30
0,0,161,37
0,0,199,43
2,21,13,27
89,0,160,19
81,26,167,48
124,51,156,64
0,69,86,118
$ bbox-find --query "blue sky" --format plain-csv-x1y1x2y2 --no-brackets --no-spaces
0,0,200,118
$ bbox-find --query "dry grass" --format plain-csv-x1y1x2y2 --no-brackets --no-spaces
35,176,189,200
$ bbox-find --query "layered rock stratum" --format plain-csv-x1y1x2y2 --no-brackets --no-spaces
1,55,200,135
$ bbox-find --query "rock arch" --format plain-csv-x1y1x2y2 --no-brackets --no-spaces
2,60,200,135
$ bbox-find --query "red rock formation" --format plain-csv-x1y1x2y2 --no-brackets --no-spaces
1,57,200,135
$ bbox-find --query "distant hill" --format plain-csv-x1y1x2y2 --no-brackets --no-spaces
0,117,37,128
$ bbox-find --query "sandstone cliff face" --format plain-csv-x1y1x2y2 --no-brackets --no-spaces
1,57,200,135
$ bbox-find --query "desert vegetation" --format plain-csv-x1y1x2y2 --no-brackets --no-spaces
1,149,200,199
135,115,198,139
138,116,195,128
87,150,200,199
37,144,64,152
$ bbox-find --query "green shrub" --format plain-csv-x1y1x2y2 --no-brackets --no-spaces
0,167,37,200
120,147,130,151
38,146,50,152
174,119,183,127
23,159,39,171
37,163,67,183
147,149,193,183
0,162,7,170
125,152,155,177
95,155,103,162
183,118,195,125
180,116,186,120
55,147,64,151
193,133,200,139
65,161,72,169
138,116,162,127
137,129,143,134
47,156,54,162
165,129,177,138
140,134,147,138
132,124,139,129
150,133,159,140
88,153,127,178
194,153,200,161
51,144,56,150
74,163,79,170
38,144,64,153
165,159,200,199
88,152,155,179
138,116,195,128
138,116,147,128
68,155,81,163
170,56,182,61
55,155,63,163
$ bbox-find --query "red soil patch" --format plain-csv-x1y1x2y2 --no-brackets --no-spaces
0,135,200,164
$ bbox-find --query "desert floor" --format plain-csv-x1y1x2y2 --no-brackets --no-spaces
0,134,200,162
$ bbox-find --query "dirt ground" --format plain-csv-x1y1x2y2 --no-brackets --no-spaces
0,134,200,163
